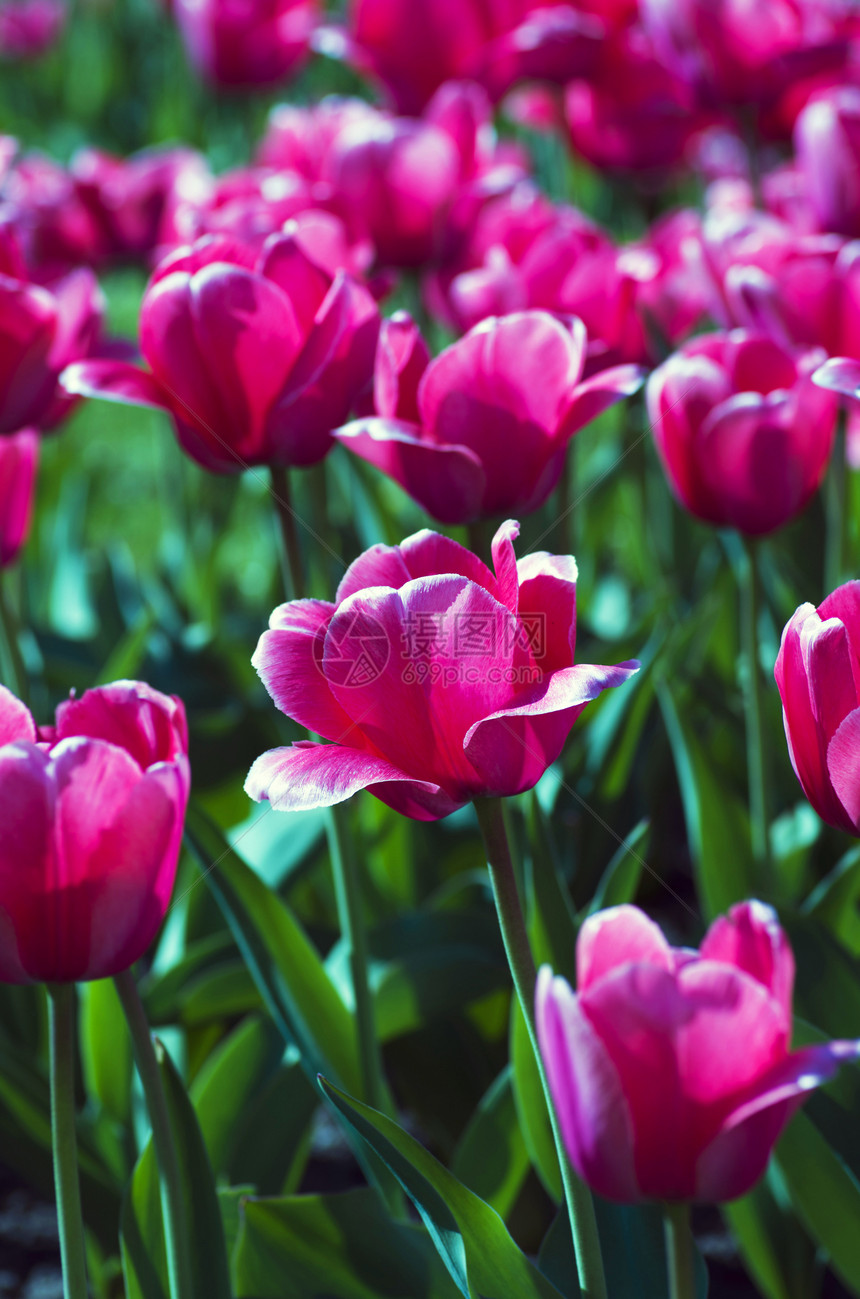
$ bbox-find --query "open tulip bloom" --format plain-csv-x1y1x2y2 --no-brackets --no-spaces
335,311,644,524
537,901,860,1204
246,519,638,818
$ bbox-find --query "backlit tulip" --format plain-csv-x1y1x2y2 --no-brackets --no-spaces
0,225,105,434
537,901,860,1202
173,0,317,88
246,519,638,819
0,681,189,983
61,232,379,473
0,427,37,567
335,311,644,524
775,582,860,836
795,88,860,239
646,330,838,535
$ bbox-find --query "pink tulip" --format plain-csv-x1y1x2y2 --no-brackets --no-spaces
61,232,380,473
0,151,103,276
0,0,64,59
795,87,860,239
0,680,189,983
646,330,838,535
173,0,317,88
775,582,860,835
328,0,602,115
537,901,860,1202
0,427,37,567
246,519,638,819
0,225,105,435
335,311,643,524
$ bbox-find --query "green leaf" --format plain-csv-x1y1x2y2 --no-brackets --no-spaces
587,819,650,915
776,1110,860,1296
452,1066,530,1221
184,802,361,1095
510,1000,562,1202
804,842,860,957
723,1174,817,1299
121,1041,232,1299
658,683,754,919
79,978,133,1125
234,1188,461,1299
319,1076,566,1299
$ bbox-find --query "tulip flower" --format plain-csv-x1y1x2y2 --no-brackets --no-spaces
61,231,380,473
335,311,644,524
0,680,189,983
173,0,317,88
774,581,860,836
646,330,838,535
0,0,64,59
0,150,103,276
0,427,37,567
537,901,860,1203
246,518,638,818
327,0,602,115
795,88,860,239
0,225,105,434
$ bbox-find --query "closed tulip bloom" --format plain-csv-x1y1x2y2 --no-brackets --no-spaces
795,88,860,239
0,427,37,567
336,311,643,524
0,225,105,434
0,0,64,59
173,0,317,88
246,519,638,820
646,331,838,535
774,582,860,835
0,681,189,983
537,902,860,1203
61,232,379,473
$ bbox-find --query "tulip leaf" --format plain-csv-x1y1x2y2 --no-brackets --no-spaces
452,1066,530,1221
587,818,650,914
803,842,860,957
233,1188,461,1298
184,801,362,1095
79,978,133,1125
658,683,755,919
723,1175,817,1299
775,1110,860,1296
510,998,562,1202
319,1076,567,1299
120,1040,232,1299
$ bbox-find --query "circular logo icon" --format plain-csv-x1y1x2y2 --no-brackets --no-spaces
319,607,391,688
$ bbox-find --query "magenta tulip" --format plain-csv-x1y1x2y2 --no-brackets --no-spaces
0,680,189,983
61,232,379,473
795,88,860,239
646,330,838,535
246,519,638,819
335,311,643,524
0,0,64,59
775,582,860,836
0,427,37,567
173,0,317,88
537,901,860,1203
0,225,105,435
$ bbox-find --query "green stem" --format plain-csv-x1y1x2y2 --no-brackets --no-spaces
0,574,27,700
663,1202,696,1299
325,804,386,1115
270,465,304,601
114,970,193,1299
473,798,607,1299
47,984,89,1299
739,536,771,887
825,414,846,593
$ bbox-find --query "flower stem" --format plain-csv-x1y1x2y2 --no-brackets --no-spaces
47,984,88,1299
739,535,771,887
270,465,304,600
325,803,386,1115
473,797,607,1299
114,970,193,1299
825,413,846,594
0,574,27,700
663,1202,697,1299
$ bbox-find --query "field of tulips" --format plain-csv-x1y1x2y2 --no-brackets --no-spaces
4,2,860,1298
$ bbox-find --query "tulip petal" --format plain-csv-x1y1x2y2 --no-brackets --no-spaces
0,278,58,433
139,273,228,443
516,551,579,672
0,428,38,569
374,312,430,421
55,681,188,770
699,901,794,1028
812,356,860,396
463,660,638,796
335,418,487,524
0,743,54,982
59,358,172,411
252,600,356,743
490,519,521,617
400,528,498,594
827,707,860,831
536,968,639,1203
245,739,458,819
577,906,674,993
562,362,645,438
258,231,332,336
0,685,36,746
